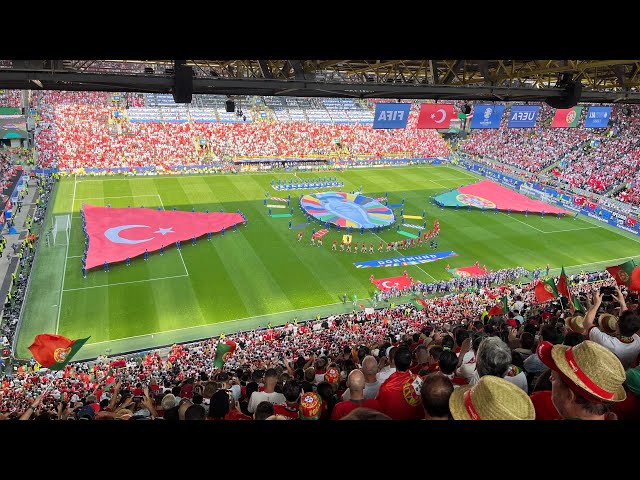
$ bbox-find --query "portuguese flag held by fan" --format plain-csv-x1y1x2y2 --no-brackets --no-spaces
556,267,570,298
415,298,428,309
488,295,508,317
606,260,640,291
213,340,237,368
28,334,90,370
535,278,558,303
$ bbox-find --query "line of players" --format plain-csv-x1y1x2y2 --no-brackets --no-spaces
297,229,440,253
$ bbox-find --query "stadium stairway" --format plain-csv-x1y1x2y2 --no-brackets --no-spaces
0,174,38,313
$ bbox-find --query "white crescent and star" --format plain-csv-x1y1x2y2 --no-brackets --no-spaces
434,109,447,123
104,225,174,244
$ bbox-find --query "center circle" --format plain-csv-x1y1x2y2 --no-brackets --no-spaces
299,192,395,228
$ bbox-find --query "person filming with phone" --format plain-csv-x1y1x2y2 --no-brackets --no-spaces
581,286,640,369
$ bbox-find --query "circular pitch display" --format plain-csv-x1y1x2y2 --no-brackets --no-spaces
299,192,395,228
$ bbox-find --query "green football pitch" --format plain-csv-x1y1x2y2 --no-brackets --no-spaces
15,165,640,360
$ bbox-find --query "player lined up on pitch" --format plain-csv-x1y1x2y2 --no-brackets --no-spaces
298,227,440,254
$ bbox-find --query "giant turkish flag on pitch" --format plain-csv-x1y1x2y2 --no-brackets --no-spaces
372,275,411,292
416,104,455,129
83,205,245,269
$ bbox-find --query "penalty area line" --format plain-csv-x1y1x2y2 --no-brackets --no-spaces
63,274,190,292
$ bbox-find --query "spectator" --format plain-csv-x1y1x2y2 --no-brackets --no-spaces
420,373,454,420
340,407,391,420
538,340,626,420
342,355,380,401
449,375,535,420
253,401,275,420
612,365,640,420
377,346,397,383
273,380,301,419
247,368,285,413
582,289,640,369
375,346,423,420
331,370,377,420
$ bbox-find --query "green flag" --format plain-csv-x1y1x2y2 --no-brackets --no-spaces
213,340,237,368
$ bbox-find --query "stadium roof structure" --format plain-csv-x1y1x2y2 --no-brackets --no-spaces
2,60,640,103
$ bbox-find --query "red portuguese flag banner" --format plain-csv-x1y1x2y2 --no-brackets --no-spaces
488,295,508,317
606,260,637,287
535,278,558,303
213,340,237,368
551,106,582,128
28,334,90,370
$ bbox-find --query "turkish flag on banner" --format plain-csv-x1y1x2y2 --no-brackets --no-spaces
573,196,585,205
416,104,455,129
587,202,597,210
627,217,637,227
372,275,411,292
83,205,245,269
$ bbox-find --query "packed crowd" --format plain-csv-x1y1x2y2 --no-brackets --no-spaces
0,89,20,108
558,124,640,193
0,149,22,199
459,105,598,173
30,92,449,171
3,263,639,421
459,103,640,199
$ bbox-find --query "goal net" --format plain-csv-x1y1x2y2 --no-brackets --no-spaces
52,214,70,246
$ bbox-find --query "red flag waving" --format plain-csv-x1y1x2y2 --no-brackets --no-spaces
372,275,412,292
417,104,455,129
28,334,90,370
83,205,245,269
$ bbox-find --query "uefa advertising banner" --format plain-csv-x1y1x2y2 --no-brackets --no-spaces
507,105,541,128
584,106,612,128
470,105,505,129
372,103,412,129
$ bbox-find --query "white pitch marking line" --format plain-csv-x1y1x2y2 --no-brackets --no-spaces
74,194,159,201
426,180,448,189
56,175,76,334
497,211,545,233
541,226,600,233
156,193,189,276
63,273,190,292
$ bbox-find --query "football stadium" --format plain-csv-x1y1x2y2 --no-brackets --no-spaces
0,60,639,420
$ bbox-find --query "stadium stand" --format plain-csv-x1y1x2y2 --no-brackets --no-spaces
2,266,638,420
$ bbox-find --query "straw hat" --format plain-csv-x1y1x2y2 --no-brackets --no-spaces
566,315,587,335
449,375,535,420
537,340,626,402
597,314,618,334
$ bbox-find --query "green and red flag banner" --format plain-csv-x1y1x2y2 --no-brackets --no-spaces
570,291,585,313
535,278,558,303
605,260,640,290
28,334,90,370
488,295,508,317
415,298,428,309
556,267,570,298
551,106,582,128
213,340,237,368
